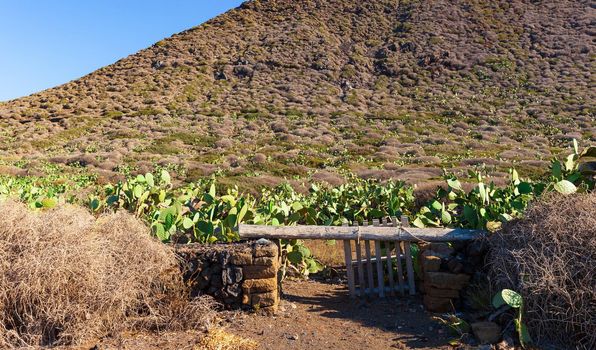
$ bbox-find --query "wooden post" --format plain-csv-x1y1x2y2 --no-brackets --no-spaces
401,215,416,295
342,223,356,298
385,219,395,296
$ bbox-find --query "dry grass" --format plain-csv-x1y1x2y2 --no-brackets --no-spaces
487,193,596,349
197,328,258,350
0,201,216,348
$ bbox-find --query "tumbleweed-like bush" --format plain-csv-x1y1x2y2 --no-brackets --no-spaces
487,193,596,349
0,201,216,348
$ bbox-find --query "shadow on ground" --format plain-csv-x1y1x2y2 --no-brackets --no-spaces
227,279,455,350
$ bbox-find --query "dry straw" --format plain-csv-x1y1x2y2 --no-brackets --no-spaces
487,193,596,349
0,201,216,348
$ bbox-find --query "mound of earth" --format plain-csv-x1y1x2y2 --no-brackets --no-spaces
0,0,594,187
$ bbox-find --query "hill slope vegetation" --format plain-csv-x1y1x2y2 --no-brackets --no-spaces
0,0,594,187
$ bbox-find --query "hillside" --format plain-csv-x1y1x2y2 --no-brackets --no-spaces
0,0,594,188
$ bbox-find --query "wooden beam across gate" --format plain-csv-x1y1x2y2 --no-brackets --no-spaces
238,224,483,241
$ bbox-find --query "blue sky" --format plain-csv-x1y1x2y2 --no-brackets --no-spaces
0,0,244,101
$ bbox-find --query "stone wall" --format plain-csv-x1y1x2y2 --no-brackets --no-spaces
175,239,280,314
418,240,486,312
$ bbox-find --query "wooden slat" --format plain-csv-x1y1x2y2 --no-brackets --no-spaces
342,222,356,298
343,239,356,298
363,221,374,296
382,217,395,295
354,223,366,297
392,216,405,295
401,216,416,295
374,240,385,298
385,242,396,295
239,224,483,241
372,219,385,298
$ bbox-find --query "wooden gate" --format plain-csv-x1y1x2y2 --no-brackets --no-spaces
238,221,481,299
342,216,415,298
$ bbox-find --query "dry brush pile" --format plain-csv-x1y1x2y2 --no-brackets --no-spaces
487,193,596,349
0,201,217,348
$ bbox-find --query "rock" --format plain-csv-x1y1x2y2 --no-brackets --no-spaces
226,284,242,297
243,277,277,293
423,295,453,312
151,60,166,69
232,267,243,283
467,239,487,257
496,336,515,350
425,272,470,290
243,264,278,279
471,321,501,344
421,252,442,272
428,243,455,257
251,291,277,307
254,256,276,266
447,257,464,273
425,286,460,298
230,249,253,265
253,242,278,257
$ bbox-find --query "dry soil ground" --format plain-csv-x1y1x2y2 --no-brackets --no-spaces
64,279,453,350
226,279,452,350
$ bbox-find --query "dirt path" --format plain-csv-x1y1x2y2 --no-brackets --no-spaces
60,279,454,350
225,279,453,350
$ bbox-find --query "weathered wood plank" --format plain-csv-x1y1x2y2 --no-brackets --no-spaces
238,224,482,241
374,240,385,298
401,216,416,295
363,221,375,296
343,239,356,298
392,216,405,295
365,242,374,295
386,226,395,296
354,223,366,297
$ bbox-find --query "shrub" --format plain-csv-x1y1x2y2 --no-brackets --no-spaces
0,201,214,348
487,193,596,349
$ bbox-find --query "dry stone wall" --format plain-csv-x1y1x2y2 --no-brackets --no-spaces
418,241,486,312
175,239,280,314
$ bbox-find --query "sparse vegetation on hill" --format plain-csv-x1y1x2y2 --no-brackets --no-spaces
0,0,593,186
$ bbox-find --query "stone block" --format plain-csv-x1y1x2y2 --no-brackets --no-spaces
428,243,454,257
259,304,278,315
471,321,501,344
421,252,442,272
253,243,278,258
231,249,253,265
447,258,463,273
251,291,277,307
253,256,276,266
425,286,460,298
243,277,277,293
243,263,278,279
423,295,453,313
424,272,470,290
